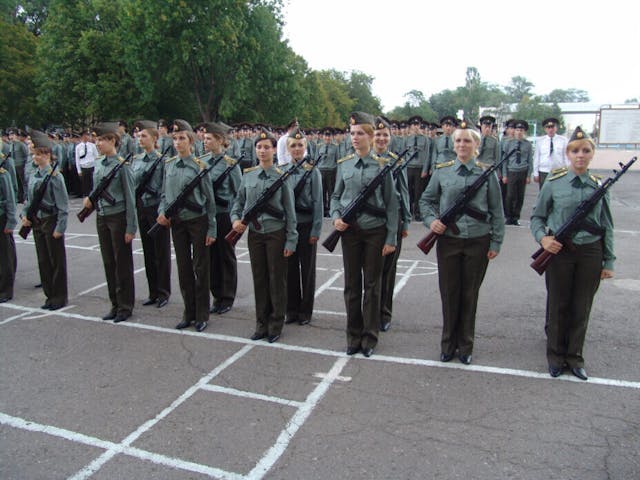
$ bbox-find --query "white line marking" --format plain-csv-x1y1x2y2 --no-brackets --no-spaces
75,268,146,297
22,305,77,320
246,357,349,480
393,260,421,299
314,270,343,298
68,345,254,480
0,311,33,325
313,372,351,382
2,302,639,390
312,309,346,316
200,384,303,408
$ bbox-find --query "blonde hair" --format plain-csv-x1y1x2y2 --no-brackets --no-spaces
286,136,307,148
566,137,595,152
454,128,481,157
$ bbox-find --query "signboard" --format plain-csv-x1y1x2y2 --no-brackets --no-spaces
599,107,640,144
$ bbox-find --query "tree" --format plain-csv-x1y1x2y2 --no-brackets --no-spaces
504,76,535,103
347,71,382,115
513,97,563,134
303,70,354,127
543,89,590,103
2,0,50,35
386,90,436,121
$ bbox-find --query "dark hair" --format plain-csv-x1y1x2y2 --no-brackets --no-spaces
99,132,121,149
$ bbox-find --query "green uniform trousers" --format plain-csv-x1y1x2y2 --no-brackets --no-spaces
137,204,171,302
210,212,237,309
286,222,316,323
33,215,68,306
381,218,404,326
0,215,16,299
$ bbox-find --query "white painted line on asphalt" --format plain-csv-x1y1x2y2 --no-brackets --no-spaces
393,260,420,299
312,309,346,316
75,267,146,297
2,302,639,390
22,304,77,320
246,357,349,480
0,412,244,480
200,384,304,408
68,344,254,480
0,311,33,325
313,372,351,382
314,270,343,298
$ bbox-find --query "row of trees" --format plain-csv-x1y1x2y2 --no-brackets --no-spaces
1,1,613,134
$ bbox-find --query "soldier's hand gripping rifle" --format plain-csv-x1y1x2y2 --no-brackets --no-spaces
416,148,515,255
135,148,169,205
225,161,304,247
147,162,216,238
530,156,636,275
322,148,411,253
18,162,59,239
77,153,132,222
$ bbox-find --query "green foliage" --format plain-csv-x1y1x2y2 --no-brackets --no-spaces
386,90,437,121
504,76,535,103
512,97,563,134
347,71,382,115
542,88,590,103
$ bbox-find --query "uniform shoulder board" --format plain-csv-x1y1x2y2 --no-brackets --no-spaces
274,167,283,174
223,155,237,166
0,153,5,160
0,167,6,174
198,152,212,161
118,156,129,165
388,151,399,160
550,166,567,175
547,169,568,181
435,160,455,169
166,155,178,164
243,165,259,174
371,153,389,165
193,157,206,170
475,160,490,170
154,150,161,156
303,162,314,171
49,166,59,176
589,173,603,186
96,155,106,162
337,153,355,164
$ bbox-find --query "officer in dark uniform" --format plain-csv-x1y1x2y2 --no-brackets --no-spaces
21,130,69,309
157,119,217,332
132,120,171,308
502,120,533,225
83,123,137,323
0,150,17,303
330,112,399,357
530,127,615,381
231,127,297,343
199,121,241,315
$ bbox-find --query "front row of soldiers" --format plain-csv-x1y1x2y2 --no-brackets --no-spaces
0,114,618,381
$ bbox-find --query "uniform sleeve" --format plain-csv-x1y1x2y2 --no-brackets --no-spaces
419,169,441,227
397,167,411,232
158,165,168,216
1,173,17,231
533,138,542,176
200,168,217,238
281,181,298,251
383,170,399,246
526,141,534,177
121,164,138,235
53,174,69,233
229,165,242,198
310,168,323,238
601,191,616,270
330,163,345,220
230,175,247,223
487,172,505,252
530,181,553,243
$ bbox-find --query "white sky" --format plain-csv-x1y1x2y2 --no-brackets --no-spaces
281,0,639,111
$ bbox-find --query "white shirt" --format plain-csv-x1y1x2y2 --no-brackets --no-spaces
277,132,309,166
533,134,569,175
75,141,99,172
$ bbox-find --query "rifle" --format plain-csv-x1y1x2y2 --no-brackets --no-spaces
147,161,216,238
225,162,304,247
77,153,132,222
530,156,636,275
322,148,408,253
416,148,516,255
135,148,169,205
0,151,10,169
211,152,244,209
293,154,325,198
391,149,418,180
19,162,59,239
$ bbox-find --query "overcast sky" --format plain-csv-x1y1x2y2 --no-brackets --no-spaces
281,0,638,111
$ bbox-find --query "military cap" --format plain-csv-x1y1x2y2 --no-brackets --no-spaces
542,117,560,128
288,126,305,140
157,119,169,128
407,115,423,125
439,116,458,126
505,119,516,128
254,126,277,146
29,129,53,150
428,122,439,131
374,116,391,130
195,122,224,136
118,119,128,128
568,126,592,143
479,115,496,125
456,119,477,131
172,119,193,133
349,111,375,126
320,127,333,136
285,118,299,129
92,122,120,137
514,120,529,131
399,121,408,129
134,120,157,131
218,121,233,133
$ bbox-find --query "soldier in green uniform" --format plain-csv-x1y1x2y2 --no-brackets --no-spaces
132,120,171,309
0,151,17,303
316,127,338,217
283,127,323,326
157,120,217,332
0,140,18,197
502,120,533,225
331,112,399,357
372,116,410,332
9,129,29,203
405,115,431,221
530,127,615,381
236,123,256,171
430,116,457,168
20,130,69,310
476,116,500,167
83,123,137,323
420,122,504,365
199,121,241,315
157,119,176,157
117,120,135,158
231,128,297,343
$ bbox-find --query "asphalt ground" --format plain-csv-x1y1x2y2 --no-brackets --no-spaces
1,168,639,480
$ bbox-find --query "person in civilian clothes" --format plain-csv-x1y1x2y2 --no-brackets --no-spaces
131,120,171,309
533,117,569,188
530,127,615,381
331,112,399,357
20,130,69,310
420,121,504,365
283,127,323,326
83,123,137,323
157,119,217,332
230,128,297,343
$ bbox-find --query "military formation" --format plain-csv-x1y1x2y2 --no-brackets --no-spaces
0,114,622,381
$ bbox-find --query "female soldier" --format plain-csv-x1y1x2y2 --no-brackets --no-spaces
157,120,217,332
132,120,171,309
419,122,504,365
372,116,410,332
21,130,69,310
0,150,17,303
530,127,614,381
83,123,137,323
230,127,297,343
200,122,241,315
330,112,399,357
283,127,323,326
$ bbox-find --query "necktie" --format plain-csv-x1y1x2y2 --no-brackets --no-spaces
480,137,486,156
549,138,554,155
516,141,521,164
444,136,449,149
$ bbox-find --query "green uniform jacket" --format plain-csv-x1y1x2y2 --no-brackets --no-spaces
476,135,500,166
430,134,456,167
24,165,69,233
202,152,242,214
330,151,400,246
0,167,17,230
316,142,338,171
160,155,217,238
530,168,615,270
230,164,298,252
0,152,18,195
420,158,505,253
93,155,138,235
380,150,411,232
405,134,431,172
284,160,323,239
132,150,165,208
502,138,533,177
